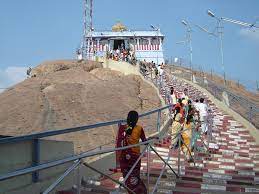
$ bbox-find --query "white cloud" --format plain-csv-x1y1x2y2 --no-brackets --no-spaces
0,66,28,93
239,28,259,42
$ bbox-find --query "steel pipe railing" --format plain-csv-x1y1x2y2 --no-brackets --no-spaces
149,145,178,178
1,62,217,194
122,145,149,184
151,149,171,194
0,139,156,181
43,160,81,194
82,162,136,194
0,105,171,145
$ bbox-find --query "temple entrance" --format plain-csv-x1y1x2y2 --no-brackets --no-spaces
113,39,125,50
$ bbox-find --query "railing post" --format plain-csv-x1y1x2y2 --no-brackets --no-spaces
77,160,81,194
249,106,253,122
147,144,150,194
177,135,181,176
206,116,210,153
164,89,168,104
32,138,40,183
156,110,161,132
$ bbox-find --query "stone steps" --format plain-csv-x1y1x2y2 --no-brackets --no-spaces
58,70,259,194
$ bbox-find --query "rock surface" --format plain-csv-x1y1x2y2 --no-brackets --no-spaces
0,60,162,153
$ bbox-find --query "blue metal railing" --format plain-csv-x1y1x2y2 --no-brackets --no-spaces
169,65,259,128
0,62,216,194
0,105,170,145
0,60,171,187
0,104,171,183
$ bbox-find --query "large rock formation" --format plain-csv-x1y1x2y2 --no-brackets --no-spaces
0,60,161,152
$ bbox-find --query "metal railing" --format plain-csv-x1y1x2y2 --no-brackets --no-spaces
139,63,213,193
0,62,213,194
0,130,182,194
169,65,259,129
1,117,204,194
0,91,173,194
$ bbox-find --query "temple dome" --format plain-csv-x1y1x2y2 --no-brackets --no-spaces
112,22,127,32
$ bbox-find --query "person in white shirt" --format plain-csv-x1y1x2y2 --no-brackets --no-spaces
116,48,120,55
159,66,164,76
181,88,189,101
196,98,208,133
170,87,177,105
193,99,200,111
157,64,164,87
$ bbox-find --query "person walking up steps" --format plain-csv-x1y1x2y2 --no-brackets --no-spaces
182,115,194,162
116,111,147,194
171,108,183,149
196,98,208,134
170,87,177,106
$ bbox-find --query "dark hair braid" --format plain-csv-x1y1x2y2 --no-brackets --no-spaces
126,110,139,135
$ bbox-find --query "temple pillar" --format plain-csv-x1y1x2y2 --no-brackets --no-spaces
159,38,162,50
148,38,151,45
96,38,100,51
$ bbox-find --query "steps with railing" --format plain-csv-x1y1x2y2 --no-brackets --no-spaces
56,71,259,194
1,63,258,194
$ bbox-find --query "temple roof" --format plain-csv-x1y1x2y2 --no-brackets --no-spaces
86,30,164,38
112,22,127,32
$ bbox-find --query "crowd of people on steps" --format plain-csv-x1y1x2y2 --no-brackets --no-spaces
113,62,211,193
170,86,211,162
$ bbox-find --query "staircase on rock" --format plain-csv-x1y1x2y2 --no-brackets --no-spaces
58,74,259,194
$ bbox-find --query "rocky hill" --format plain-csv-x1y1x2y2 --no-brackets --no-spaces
0,60,162,152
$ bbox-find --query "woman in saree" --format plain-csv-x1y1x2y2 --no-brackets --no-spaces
173,99,185,124
182,115,194,162
171,109,183,148
116,110,147,194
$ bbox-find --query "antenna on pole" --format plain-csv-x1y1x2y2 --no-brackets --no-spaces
80,0,93,60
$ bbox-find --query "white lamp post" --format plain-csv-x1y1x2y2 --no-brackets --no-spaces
207,9,226,85
151,25,160,66
206,10,259,85
181,19,193,81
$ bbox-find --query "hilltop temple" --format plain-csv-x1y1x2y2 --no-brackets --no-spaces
82,22,165,64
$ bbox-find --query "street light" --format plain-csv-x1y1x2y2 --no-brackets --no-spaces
181,20,188,26
181,19,193,82
208,10,259,28
206,9,258,85
207,9,226,85
207,10,215,18
150,25,160,66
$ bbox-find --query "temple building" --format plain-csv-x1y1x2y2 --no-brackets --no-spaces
83,22,165,64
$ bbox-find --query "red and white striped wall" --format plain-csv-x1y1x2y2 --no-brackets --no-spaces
90,44,161,52
135,44,160,51
90,45,107,52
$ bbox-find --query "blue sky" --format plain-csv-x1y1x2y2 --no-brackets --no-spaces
0,0,258,90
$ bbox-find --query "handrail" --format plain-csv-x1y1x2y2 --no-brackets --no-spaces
0,121,189,182
1,63,218,194
151,149,171,194
82,162,136,194
0,105,171,145
0,139,155,181
42,160,81,194
122,145,148,184
149,145,179,178
206,79,259,111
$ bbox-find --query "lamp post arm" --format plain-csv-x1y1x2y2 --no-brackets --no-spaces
221,17,258,28
176,40,187,44
194,24,218,37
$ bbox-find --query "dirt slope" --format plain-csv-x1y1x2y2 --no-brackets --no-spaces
0,60,161,152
